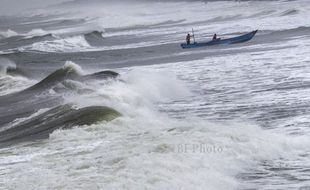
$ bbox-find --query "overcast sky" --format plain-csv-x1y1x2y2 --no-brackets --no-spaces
0,0,69,15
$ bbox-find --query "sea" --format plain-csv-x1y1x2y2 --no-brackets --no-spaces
0,0,310,189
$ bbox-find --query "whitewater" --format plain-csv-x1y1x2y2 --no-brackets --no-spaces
1,0,310,189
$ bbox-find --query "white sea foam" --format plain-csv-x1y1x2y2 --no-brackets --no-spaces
0,28,49,39
0,29,18,38
63,60,84,75
0,58,34,95
21,35,91,52
24,28,50,39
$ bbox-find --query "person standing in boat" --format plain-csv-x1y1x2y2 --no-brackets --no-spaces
186,33,193,45
212,33,217,40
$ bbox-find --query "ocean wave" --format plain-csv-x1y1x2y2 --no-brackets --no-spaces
0,76,32,96
84,30,105,46
0,61,120,128
20,35,92,52
207,14,242,23
24,28,50,39
0,58,33,96
0,57,28,78
0,58,16,76
0,62,118,128
1,0,310,189
0,28,51,39
0,104,121,145
0,61,122,145
26,62,81,92
248,10,276,18
22,61,117,93
0,29,18,38
2,61,119,96
0,34,55,53
281,9,299,16
81,70,119,81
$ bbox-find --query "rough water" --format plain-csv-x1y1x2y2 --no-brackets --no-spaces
1,0,310,189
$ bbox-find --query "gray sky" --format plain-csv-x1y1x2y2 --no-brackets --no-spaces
0,0,69,15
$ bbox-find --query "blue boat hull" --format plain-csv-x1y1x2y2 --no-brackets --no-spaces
181,30,258,49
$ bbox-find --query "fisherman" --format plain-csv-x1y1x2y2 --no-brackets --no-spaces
212,33,217,40
186,33,192,45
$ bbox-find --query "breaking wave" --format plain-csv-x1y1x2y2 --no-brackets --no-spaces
0,29,18,38
0,28,50,39
84,30,105,46
0,58,27,78
0,104,120,146
1,0,310,189
24,28,50,39
20,35,92,52
0,58,16,76
0,61,120,144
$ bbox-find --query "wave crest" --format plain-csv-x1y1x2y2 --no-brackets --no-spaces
0,29,18,38
0,104,121,145
21,35,91,52
0,58,16,76
24,28,50,39
84,30,105,46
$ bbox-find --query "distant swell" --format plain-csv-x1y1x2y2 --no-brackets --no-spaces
281,9,299,16
207,15,242,23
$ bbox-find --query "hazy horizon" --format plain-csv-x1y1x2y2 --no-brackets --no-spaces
0,0,69,15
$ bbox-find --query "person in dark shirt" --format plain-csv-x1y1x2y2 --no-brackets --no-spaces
186,33,193,45
212,33,217,40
